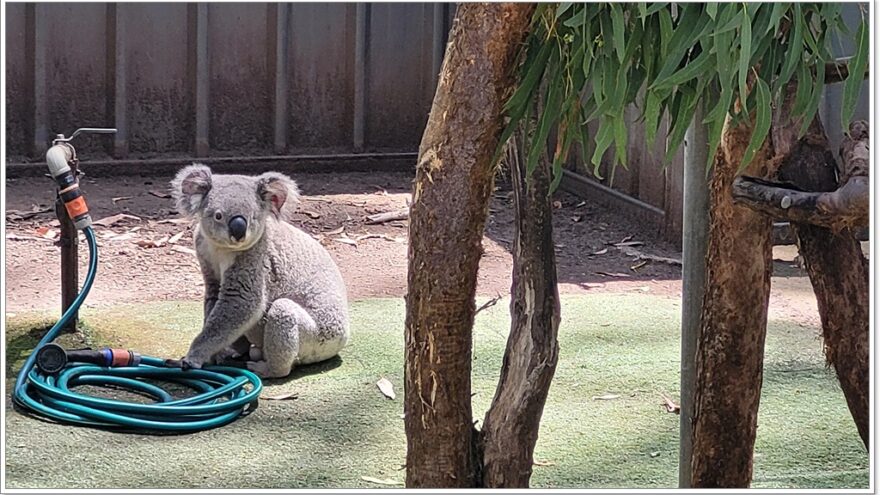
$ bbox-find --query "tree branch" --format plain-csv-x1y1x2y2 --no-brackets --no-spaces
731,121,869,231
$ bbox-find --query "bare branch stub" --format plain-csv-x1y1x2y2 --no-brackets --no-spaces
731,121,869,232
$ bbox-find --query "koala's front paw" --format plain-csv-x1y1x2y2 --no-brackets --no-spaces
181,356,206,371
213,346,244,365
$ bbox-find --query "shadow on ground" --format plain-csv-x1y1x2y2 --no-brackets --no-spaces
4,296,868,489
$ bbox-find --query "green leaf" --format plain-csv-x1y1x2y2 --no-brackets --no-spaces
768,2,787,34
665,87,696,164
653,6,704,83
611,4,626,63
704,82,733,125
658,8,673,57
798,60,824,137
556,2,574,20
841,19,868,129
644,90,662,145
526,63,564,174
738,6,752,114
591,118,615,170
563,8,586,28
504,42,551,114
776,5,804,93
714,8,745,35
738,77,771,172
613,112,628,167
650,48,712,90
644,2,669,17
791,62,812,117
705,107,725,172
706,3,718,20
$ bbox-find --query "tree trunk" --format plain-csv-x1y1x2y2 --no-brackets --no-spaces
731,79,870,448
763,117,870,448
404,4,536,488
690,118,775,487
481,129,561,488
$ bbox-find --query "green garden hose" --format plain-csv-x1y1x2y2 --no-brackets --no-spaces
13,226,263,432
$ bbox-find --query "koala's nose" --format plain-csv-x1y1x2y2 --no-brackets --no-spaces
228,216,248,241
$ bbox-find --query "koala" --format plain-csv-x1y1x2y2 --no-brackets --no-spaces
170,164,350,378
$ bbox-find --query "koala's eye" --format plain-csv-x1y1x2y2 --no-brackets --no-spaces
214,211,223,221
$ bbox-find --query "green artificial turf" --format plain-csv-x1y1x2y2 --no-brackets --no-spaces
4,295,868,489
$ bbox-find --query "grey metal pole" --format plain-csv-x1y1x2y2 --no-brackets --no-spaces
679,101,710,488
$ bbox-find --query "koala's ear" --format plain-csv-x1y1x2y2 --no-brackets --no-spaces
257,172,300,219
171,164,212,216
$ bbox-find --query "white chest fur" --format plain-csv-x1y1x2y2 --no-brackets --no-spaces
206,242,238,280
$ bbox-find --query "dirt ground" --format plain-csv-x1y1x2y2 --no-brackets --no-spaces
4,169,831,327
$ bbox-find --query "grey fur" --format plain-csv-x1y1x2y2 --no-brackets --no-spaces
171,164,350,378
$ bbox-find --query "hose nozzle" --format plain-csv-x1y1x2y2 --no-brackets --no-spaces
35,344,142,374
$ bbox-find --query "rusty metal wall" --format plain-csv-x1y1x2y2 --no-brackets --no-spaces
5,2,454,161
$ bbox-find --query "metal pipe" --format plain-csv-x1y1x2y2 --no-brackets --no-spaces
48,142,80,333
679,101,710,488
353,4,368,151
560,169,666,219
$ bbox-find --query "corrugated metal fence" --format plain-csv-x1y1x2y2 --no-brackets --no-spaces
5,2,453,160
5,3,869,245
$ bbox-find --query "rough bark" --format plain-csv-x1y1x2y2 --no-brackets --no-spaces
772,119,870,448
731,122,868,230
481,130,560,488
690,117,775,488
404,3,536,488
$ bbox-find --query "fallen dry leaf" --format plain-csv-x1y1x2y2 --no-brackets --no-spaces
94,213,141,227
361,477,402,486
595,271,631,278
158,218,192,225
660,393,680,414
303,210,321,219
148,190,172,199
111,196,134,204
631,260,649,271
6,233,55,243
325,226,345,235
6,206,54,221
333,234,359,247
552,200,563,209
36,226,57,239
171,245,197,256
614,240,645,247
592,394,620,401
261,391,298,401
136,237,168,248
591,248,608,256
376,378,396,400
571,215,583,222
533,460,556,467
168,232,185,244
108,233,137,242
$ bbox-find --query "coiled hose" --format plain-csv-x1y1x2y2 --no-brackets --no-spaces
13,226,262,433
